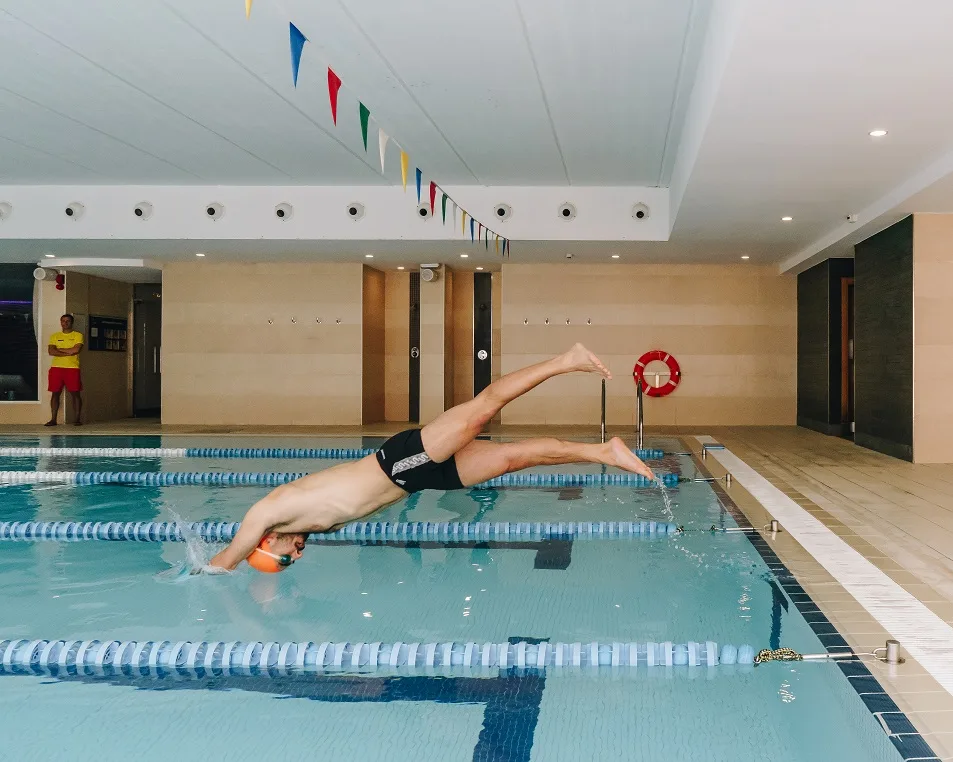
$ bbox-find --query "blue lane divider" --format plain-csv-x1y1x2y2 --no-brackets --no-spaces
0,446,669,461
0,519,681,543
0,637,754,672
0,471,678,488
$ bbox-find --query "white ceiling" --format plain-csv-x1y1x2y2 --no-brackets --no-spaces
0,0,707,186
671,0,953,270
4,0,953,270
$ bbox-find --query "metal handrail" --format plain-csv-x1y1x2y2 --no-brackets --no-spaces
636,378,644,450
600,379,607,443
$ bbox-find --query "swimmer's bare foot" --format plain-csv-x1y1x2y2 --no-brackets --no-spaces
563,343,611,379
605,437,654,480
44,420,56,427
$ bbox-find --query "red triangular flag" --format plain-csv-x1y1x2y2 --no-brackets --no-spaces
429,182,437,216
327,68,343,124
478,222,483,241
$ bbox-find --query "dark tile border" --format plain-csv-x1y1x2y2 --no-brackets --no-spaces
689,448,940,762
314,538,573,570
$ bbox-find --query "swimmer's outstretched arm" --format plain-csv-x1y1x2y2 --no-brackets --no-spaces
209,500,275,571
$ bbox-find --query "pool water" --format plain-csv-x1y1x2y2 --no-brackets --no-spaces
0,435,903,762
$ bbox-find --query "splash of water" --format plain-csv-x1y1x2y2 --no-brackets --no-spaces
655,477,675,521
154,509,231,582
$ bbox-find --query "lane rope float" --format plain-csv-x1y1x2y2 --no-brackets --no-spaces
0,471,679,488
0,446,667,461
0,637,756,672
0,519,683,543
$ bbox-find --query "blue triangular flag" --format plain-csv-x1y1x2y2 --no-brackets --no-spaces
416,169,422,205
290,23,308,87
470,217,475,242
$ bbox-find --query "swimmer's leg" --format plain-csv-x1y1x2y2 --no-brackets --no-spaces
420,343,610,463
453,437,654,485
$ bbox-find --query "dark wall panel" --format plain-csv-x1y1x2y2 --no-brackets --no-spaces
797,259,854,435
797,260,831,431
854,216,913,461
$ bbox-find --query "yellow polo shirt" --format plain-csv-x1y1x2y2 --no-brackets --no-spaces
49,331,84,369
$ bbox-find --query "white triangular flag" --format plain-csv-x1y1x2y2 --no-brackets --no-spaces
452,201,457,228
378,129,389,173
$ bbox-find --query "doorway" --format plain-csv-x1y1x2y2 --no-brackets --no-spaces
408,272,420,423
473,272,492,396
133,284,162,417
841,277,855,436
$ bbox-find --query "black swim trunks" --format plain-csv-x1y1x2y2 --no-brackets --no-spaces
376,428,464,493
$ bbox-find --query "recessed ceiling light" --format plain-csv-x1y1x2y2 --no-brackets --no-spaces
611,254,620,259
364,254,374,258
397,266,405,270
476,267,484,271
44,253,55,258
195,252,206,257
741,255,750,260
869,129,888,137
781,216,793,222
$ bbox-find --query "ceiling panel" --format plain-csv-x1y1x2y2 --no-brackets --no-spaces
0,2,383,183
0,135,98,183
329,0,569,184
0,89,195,183
516,0,701,185
0,0,705,186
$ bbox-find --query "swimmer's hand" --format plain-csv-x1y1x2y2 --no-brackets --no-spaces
189,564,232,576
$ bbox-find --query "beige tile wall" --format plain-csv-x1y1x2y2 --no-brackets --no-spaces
0,280,66,425
384,271,410,422
362,266,385,423
912,215,953,463
452,270,474,405
161,262,363,425
500,263,796,425
65,273,133,423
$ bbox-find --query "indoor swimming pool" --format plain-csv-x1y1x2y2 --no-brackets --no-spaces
0,435,923,761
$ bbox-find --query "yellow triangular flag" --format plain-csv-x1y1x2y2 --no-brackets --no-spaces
245,0,252,18
462,210,467,236
400,151,409,191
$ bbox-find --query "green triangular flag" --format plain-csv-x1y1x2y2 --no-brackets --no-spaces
359,103,370,151
441,193,448,224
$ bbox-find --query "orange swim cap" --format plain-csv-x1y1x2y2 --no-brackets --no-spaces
246,538,292,574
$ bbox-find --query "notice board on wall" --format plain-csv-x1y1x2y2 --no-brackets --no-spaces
88,315,128,352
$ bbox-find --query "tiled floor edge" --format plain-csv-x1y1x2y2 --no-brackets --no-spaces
688,438,942,762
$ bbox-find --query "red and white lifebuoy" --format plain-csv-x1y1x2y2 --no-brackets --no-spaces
633,350,681,398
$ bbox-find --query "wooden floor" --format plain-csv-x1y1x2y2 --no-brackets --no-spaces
4,420,953,756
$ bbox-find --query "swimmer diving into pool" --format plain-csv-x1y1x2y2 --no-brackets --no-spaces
209,344,654,573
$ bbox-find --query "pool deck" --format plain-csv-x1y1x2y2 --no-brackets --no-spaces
3,420,953,758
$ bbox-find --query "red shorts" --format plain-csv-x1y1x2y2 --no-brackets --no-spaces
48,367,82,393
